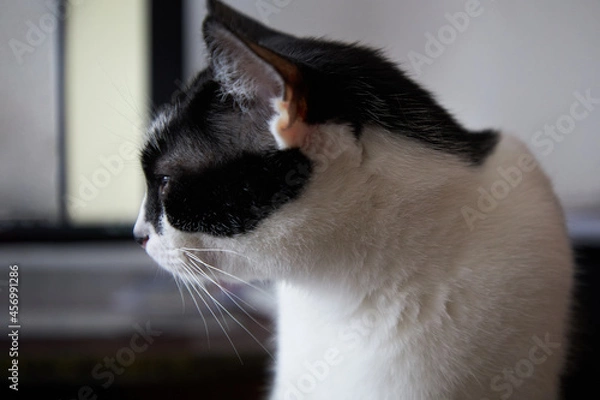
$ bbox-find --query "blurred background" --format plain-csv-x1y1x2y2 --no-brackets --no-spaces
0,0,598,398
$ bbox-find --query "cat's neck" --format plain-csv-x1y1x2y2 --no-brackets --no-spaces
272,125,478,293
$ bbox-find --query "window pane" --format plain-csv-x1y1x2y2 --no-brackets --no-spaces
65,0,148,225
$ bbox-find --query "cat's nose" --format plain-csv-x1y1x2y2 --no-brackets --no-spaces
134,234,149,248
134,194,150,248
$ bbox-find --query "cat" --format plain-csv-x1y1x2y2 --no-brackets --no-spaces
133,1,574,399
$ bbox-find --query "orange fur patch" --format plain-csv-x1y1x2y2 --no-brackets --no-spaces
274,99,313,148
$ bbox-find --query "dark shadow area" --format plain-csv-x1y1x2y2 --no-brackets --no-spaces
562,244,600,399
7,338,269,399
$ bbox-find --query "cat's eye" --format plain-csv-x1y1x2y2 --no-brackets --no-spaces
158,175,170,196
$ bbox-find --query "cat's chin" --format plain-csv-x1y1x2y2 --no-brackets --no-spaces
144,243,211,282
143,239,244,287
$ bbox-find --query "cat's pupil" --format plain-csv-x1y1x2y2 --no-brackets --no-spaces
159,175,170,196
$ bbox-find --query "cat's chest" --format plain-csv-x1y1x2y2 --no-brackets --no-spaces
271,284,454,400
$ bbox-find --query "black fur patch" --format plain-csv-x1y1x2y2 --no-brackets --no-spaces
141,69,312,236
165,150,311,236
207,0,499,165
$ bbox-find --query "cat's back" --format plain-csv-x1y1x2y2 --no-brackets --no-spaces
446,133,573,400
461,133,569,243
458,133,573,310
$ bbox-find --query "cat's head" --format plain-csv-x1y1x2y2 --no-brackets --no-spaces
133,0,497,285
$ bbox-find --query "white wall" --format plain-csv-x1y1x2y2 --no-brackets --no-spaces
185,0,600,212
0,0,61,224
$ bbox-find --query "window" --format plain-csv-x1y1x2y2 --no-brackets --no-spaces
64,0,149,225
0,0,184,238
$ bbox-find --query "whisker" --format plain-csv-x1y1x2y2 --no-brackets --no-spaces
180,247,254,261
186,254,271,333
186,257,273,359
182,250,273,299
177,262,211,347
185,257,239,332
206,264,274,300
172,274,186,313
96,62,152,120
192,265,232,331
216,282,259,313
211,278,271,333
182,261,243,363
199,258,241,331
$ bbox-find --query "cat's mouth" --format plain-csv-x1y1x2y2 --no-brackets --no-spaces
143,241,213,281
133,200,237,285
140,236,244,286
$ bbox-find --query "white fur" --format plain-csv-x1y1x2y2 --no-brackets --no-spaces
268,98,289,150
135,124,573,400
208,26,285,111
144,107,177,151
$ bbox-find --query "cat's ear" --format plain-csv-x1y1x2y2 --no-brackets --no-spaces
206,0,296,43
203,2,309,149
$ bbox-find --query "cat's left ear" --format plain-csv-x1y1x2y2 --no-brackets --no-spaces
203,6,309,149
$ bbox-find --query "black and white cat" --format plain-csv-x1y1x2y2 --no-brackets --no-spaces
133,1,574,399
